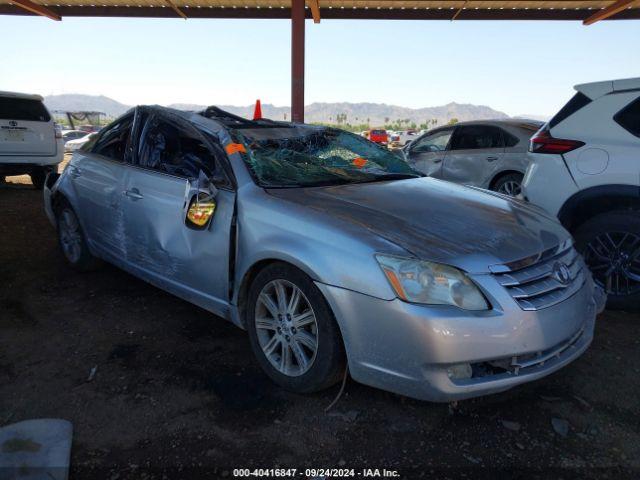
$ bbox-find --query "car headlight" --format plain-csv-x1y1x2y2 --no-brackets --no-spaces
376,254,489,310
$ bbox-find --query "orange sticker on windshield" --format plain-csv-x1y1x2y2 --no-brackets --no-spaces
225,143,246,155
352,157,367,168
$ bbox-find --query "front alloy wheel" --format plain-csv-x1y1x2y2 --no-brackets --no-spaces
574,210,640,311
255,279,318,377
246,262,345,393
583,231,640,297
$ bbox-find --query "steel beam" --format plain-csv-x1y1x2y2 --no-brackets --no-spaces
291,0,305,123
164,0,187,19
583,0,639,24
308,0,320,23
9,0,60,20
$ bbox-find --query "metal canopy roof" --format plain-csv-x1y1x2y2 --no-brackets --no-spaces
1,0,639,22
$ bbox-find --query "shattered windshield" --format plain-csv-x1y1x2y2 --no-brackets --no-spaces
234,126,420,188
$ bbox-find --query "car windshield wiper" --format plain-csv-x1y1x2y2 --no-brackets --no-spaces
262,178,355,189
358,172,424,183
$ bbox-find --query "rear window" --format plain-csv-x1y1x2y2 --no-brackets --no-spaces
614,96,640,138
0,97,51,122
371,130,386,135
502,129,520,147
549,92,591,128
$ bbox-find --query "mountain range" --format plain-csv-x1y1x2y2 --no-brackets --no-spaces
44,94,545,126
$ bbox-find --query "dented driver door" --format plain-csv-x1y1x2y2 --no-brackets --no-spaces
120,113,235,317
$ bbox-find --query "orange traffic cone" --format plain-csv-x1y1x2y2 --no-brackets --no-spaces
253,99,262,120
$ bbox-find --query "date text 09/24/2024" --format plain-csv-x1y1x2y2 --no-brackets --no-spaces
232,468,400,477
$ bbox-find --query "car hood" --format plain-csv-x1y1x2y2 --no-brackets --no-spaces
266,178,570,273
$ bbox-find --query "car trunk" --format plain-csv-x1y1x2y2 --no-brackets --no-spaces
0,96,56,156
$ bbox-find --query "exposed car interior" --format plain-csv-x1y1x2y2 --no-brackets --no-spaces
138,118,215,179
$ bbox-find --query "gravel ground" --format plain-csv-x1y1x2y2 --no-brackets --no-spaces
1,171,639,479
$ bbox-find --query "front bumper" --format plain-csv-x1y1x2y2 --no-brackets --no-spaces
316,275,604,402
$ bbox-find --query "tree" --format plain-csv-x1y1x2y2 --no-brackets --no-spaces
447,118,459,126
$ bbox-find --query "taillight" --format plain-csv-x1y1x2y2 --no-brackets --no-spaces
529,129,584,154
54,124,62,139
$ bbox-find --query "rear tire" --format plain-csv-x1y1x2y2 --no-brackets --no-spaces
492,172,523,197
30,167,48,190
246,262,346,393
55,202,102,272
573,210,640,312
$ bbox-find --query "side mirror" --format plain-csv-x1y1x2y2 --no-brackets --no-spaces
184,170,219,230
186,192,216,230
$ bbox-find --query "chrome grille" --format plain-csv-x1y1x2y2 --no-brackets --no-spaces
492,246,586,311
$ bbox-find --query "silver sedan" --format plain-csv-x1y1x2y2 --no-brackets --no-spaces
403,120,543,197
44,106,604,402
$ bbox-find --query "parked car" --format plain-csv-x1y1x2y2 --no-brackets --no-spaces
523,77,640,310
403,120,543,196
44,106,604,402
397,129,420,147
77,124,102,133
0,91,64,189
65,132,96,152
62,129,87,143
365,128,389,145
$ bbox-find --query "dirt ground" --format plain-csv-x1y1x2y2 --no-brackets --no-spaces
1,169,639,479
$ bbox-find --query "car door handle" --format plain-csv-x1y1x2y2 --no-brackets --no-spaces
124,189,143,200
486,156,499,162
68,166,82,178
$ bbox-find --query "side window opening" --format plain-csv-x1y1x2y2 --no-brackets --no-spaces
137,116,227,184
411,129,453,153
549,92,592,129
502,129,520,148
92,115,133,162
450,125,504,151
613,96,640,138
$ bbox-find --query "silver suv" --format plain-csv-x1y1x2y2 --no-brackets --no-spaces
524,77,640,311
45,106,604,402
403,120,542,196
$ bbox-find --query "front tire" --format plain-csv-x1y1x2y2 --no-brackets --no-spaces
56,203,101,272
246,263,346,393
573,210,640,311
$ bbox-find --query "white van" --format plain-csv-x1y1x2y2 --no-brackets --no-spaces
1,91,64,188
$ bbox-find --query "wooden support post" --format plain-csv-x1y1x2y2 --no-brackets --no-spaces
291,0,305,123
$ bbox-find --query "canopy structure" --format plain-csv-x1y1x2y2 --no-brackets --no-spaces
2,0,638,120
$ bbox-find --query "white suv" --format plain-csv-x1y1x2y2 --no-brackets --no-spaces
1,91,64,189
523,77,640,310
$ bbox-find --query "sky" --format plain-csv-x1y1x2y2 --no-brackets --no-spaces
0,15,639,117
